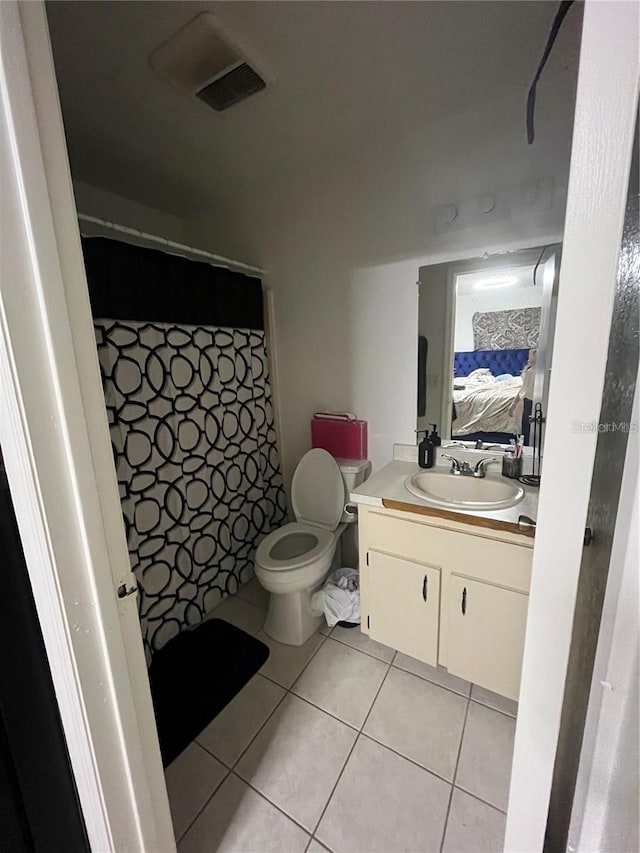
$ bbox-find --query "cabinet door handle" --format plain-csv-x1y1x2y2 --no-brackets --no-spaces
422,574,428,602
461,586,467,615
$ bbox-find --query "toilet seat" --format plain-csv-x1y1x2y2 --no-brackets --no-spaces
256,522,335,572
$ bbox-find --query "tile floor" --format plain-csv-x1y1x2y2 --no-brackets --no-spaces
165,578,517,853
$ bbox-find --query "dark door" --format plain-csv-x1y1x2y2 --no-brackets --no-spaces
0,455,88,853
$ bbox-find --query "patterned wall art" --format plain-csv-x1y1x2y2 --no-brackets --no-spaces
472,306,541,351
95,320,287,660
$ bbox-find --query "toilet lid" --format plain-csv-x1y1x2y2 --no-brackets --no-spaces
291,449,344,531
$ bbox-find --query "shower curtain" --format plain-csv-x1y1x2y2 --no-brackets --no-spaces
83,237,286,660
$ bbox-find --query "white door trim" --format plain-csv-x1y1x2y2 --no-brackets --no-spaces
505,1,640,850
0,2,175,849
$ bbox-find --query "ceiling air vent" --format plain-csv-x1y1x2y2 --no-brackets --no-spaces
150,12,268,112
196,62,266,112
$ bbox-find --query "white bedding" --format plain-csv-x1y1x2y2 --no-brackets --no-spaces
452,369,523,436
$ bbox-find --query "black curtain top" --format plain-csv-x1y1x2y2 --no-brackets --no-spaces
82,236,263,330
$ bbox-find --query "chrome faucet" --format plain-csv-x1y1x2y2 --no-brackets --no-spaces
441,454,498,478
474,439,504,451
441,454,466,475
473,456,499,477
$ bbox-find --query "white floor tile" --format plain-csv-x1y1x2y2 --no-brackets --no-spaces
443,788,506,852
316,735,450,853
209,595,266,635
236,575,270,609
178,773,309,853
331,624,395,662
471,684,518,717
456,701,516,811
393,652,471,697
235,695,357,832
319,622,332,636
364,666,467,781
257,629,325,689
197,674,285,767
165,742,227,841
292,639,388,728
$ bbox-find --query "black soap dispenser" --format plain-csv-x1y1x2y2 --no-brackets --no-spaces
428,424,441,447
417,430,435,469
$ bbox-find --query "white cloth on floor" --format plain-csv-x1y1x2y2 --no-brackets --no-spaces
311,568,360,627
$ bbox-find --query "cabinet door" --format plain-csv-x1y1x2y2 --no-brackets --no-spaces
447,575,528,701
368,550,440,666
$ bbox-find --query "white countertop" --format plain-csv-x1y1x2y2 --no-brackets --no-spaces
350,450,539,534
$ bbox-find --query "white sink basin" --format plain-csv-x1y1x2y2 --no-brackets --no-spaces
405,469,525,511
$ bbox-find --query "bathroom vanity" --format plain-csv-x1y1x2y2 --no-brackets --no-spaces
351,448,538,701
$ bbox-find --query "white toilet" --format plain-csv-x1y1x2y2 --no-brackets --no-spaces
255,449,370,645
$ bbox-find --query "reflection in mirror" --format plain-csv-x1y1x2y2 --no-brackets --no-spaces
417,245,561,453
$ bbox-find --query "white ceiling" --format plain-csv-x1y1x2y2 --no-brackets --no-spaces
46,1,582,219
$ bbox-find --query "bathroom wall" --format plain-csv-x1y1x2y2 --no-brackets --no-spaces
73,179,186,242
184,84,576,487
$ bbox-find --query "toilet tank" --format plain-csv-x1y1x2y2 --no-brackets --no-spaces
336,458,370,523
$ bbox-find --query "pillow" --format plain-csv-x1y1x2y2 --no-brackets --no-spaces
467,368,493,383
495,373,514,382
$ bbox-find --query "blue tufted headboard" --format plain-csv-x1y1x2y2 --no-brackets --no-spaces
454,348,530,378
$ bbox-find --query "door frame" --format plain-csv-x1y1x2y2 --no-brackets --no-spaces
505,2,639,850
0,3,175,850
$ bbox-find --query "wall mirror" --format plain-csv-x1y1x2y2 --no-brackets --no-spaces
417,244,561,457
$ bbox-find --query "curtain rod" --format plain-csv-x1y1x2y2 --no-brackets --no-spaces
77,213,265,276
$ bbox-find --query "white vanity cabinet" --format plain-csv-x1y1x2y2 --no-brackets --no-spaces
358,504,533,701
447,576,529,699
368,551,440,666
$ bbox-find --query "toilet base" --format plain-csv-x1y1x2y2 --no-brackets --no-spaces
263,587,323,646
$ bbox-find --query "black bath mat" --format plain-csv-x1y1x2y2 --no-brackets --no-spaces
148,618,269,767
